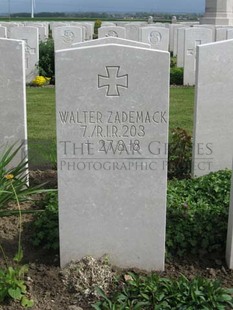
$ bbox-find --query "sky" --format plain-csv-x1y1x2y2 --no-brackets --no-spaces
0,0,205,14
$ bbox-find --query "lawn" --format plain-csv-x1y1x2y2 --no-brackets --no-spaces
26,86,195,167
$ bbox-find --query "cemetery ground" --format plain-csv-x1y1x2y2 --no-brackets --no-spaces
1,86,233,309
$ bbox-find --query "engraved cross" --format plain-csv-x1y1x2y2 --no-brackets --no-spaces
98,66,128,97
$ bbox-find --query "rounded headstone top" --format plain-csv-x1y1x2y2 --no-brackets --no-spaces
148,16,154,24
172,16,177,24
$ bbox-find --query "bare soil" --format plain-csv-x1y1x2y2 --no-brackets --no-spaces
1,170,233,310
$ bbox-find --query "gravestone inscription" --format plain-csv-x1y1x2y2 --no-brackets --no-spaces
56,43,169,271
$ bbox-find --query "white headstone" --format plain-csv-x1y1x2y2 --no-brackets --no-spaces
177,28,186,67
0,26,7,38
194,25,216,41
148,16,153,24
226,164,233,268
69,22,93,41
192,40,233,177
101,22,116,27
216,27,228,41
227,28,233,39
72,37,151,48
173,25,186,56
169,24,184,52
56,43,169,271
9,26,39,83
139,27,169,51
54,26,83,51
0,38,27,168
125,23,141,41
24,23,48,41
50,22,69,35
98,26,126,39
184,28,212,86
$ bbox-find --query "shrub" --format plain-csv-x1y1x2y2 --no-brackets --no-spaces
166,170,231,257
94,19,102,38
30,170,231,259
168,127,192,179
170,56,177,68
38,38,55,79
170,67,183,85
31,192,59,251
0,144,49,217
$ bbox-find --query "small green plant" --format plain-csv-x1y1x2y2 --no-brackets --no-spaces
92,273,233,309
94,19,102,38
0,174,34,307
170,67,183,85
168,127,192,179
31,192,59,250
38,38,55,79
0,144,51,217
170,56,177,68
167,170,231,257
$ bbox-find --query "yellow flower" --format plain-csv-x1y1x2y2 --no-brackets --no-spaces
32,76,47,87
4,174,14,180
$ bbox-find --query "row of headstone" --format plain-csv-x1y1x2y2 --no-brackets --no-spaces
173,24,233,85
98,25,169,51
0,22,49,41
1,28,233,272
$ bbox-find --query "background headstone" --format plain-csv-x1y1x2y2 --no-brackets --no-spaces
192,40,233,177
140,27,169,51
98,26,126,39
9,26,39,83
184,27,212,86
72,37,151,48
56,43,169,271
0,26,7,38
54,26,83,51
0,38,28,168
177,27,186,67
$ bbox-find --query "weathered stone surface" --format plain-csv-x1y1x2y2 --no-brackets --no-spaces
192,40,233,176
184,27,212,86
54,26,83,50
56,43,169,271
201,0,233,25
0,38,27,168
140,27,169,51
9,26,39,82
72,37,151,48
98,26,126,39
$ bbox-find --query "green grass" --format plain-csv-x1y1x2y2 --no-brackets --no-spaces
169,86,195,134
27,87,56,167
26,86,195,167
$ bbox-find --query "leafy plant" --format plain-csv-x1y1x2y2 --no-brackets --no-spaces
168,127,192,179
167,170,231,257
0,144,51,217
31,192,59,250
170,56,177,68
38,38,55,79
94,19,102,38
0,175,34,307
170,67,183,85
92,273,233,309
